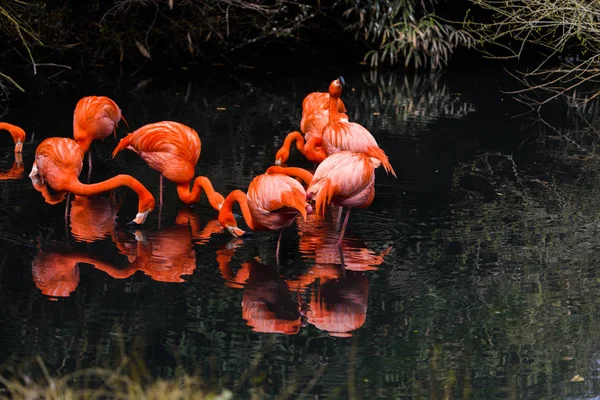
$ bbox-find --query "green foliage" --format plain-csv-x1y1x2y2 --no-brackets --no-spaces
340,0,474,69
467,0,600,107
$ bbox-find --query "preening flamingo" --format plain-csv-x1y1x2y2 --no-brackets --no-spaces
275,90,348,165
306,151,375,246
218,171,313,261
29,137,155,225
73,96,127,173
112,121,224,211
0,122,25,153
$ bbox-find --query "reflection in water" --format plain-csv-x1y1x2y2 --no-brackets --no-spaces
69,193,119,243
112,209,220,283
217,249,301,335
33,210,222,299
304,269,369,338
32,241,114,300
297,211,392,272
0,152,24,180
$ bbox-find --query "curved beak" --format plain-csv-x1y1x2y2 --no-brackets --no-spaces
226,225,247,237
15,141,23,153
274,158,282,166
130,210,151,225
338,76,345,86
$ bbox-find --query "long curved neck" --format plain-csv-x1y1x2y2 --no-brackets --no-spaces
177,177,224,210
267,166,313,186
64,175,153,213
73,124,92,152
0,122,24,144
219,190,256,231
304,137,327,164
285,131,306,154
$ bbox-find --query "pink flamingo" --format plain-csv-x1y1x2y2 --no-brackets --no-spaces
73,96,128,174
218,170,313,262
112,121,224,211
275,91,348,165
306,151,376,246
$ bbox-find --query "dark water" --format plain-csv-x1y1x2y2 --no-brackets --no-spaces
1,66,600,399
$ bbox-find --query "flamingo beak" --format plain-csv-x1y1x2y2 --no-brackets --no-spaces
130,210,151,225
275,158,282,166
15,141,23,153
226,225,247,237
339,76,345,86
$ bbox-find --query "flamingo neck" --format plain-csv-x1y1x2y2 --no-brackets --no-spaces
0,122,25,145
177,177,225,210
64,175,155,215
329,94,341,123
267,166,313,186
304,137,327,164
219,190,256,232
73,125,92,153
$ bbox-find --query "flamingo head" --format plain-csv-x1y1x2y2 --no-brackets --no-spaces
329,76,345,98
274,147,289,166
225,225,247,238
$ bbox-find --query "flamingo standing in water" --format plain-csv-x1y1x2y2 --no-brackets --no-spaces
275,91,348,165
321,77,396,176
218,170,313,262
73,96,128,175
0,122,25,152
306,151,376,246
112,121,224,212
29,137,155,225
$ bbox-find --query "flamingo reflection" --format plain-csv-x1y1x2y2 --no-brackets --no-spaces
0,152,24,180
32,241,123,300
296,210,392,272
69,193,119,243
111,209,222,282
217,247,301,335
304,269,369,338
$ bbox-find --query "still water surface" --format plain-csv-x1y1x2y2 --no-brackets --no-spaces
1,67,599,398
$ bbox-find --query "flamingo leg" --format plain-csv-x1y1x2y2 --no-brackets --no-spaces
87,152,92,182
158,175,164,230
337,207,351,247
338,246,347,276
275,229,283,266
64,192,71,238
337,206,343,225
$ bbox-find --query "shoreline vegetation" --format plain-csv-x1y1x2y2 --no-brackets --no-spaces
3,1,600,108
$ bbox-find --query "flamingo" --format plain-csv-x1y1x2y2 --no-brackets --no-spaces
112,121,224,211
0,122,25,152
306,151,376,246
218,171,313,262
275,91,348,165
73,96,128,174
321,77,396,176
28,137,155,225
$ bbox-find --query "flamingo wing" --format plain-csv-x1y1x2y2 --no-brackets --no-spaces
114,121,201,183
248,174,309,221
31,138,84,186
73,96,122,142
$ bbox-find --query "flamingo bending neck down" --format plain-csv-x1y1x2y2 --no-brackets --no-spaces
112,121,224,211
29,137,155,225
73,96,128,175
306,151,376,247
275,90,349,166
218,172,313,263
0,122,26,153
321,78,397,177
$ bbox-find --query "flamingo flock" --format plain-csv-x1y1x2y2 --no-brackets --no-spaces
1,76,395,263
